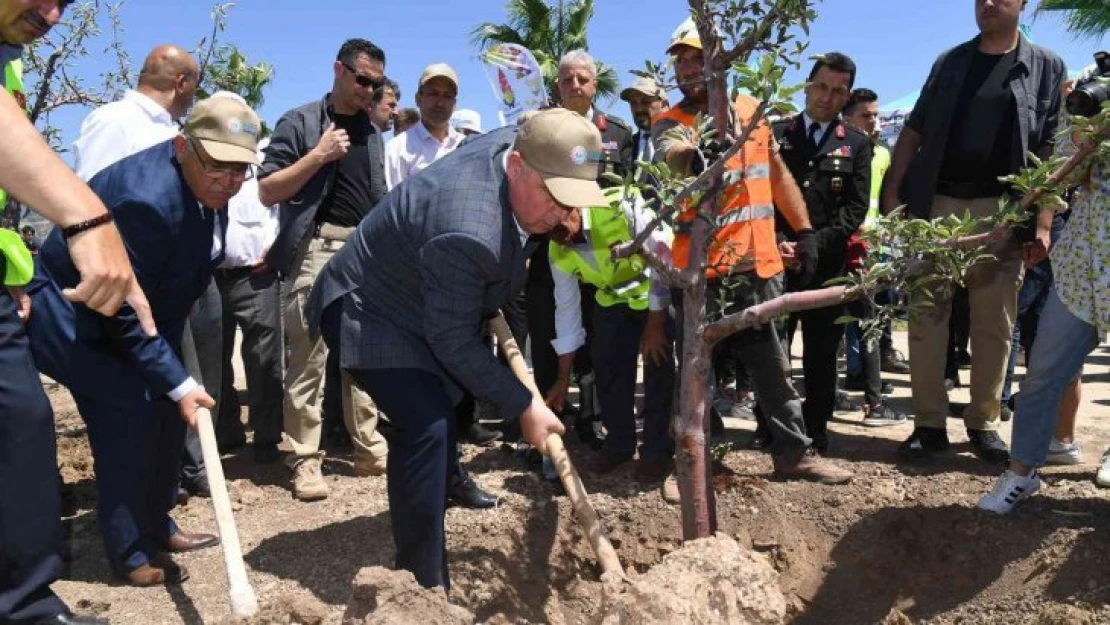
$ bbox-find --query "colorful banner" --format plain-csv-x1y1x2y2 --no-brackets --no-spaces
479,43,548,126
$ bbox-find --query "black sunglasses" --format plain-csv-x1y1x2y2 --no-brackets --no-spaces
340,61,384,90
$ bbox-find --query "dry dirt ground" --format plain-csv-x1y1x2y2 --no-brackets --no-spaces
47,332,1110,624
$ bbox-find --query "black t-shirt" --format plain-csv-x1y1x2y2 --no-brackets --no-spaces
939,48,1018,186
315,113,375,227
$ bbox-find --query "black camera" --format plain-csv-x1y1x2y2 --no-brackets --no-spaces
1066,51,1110,117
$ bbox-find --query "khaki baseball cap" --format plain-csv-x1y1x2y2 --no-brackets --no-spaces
184,96,261,164
514,108,607,208
620,76,664,102
419,63,459,91
666,16,702,54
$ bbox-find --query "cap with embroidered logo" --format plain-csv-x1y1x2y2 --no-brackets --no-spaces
183,96,262,165
514,108,607,208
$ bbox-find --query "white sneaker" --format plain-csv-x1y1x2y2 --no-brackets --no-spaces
1096,449,1110,488
978,470,1041,515
1046,439,1083,465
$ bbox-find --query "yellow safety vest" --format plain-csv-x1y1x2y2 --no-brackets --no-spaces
549,187,653,310
0,54,30,286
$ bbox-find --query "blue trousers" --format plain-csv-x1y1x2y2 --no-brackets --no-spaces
72,384,185,573
591,303,648,460
1010,290,1100,468
0,292,67,623
25,278,184,574
320,302,455,589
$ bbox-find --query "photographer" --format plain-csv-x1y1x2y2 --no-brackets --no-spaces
979,61,1110,514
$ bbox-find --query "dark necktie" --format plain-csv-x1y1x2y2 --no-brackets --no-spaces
807,122,822,147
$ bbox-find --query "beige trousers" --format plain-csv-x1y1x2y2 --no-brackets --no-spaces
909,195,1024,430
283,236,388,461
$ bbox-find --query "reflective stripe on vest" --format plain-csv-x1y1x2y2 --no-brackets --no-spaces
659,95,783,280
550,187,653,310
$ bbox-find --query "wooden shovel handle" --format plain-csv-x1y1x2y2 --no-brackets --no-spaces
490,313,626,580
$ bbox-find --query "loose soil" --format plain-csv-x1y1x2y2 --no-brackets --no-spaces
47,334,1110,624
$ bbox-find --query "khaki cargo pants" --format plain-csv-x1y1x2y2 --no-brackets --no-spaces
283,234,388,461
908,195,1024,431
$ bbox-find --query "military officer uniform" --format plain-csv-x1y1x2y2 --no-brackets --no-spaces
772,114,872,451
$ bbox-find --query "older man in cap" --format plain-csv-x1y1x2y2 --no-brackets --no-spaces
307,108,596,589
25,96,262,587
384,63,462,188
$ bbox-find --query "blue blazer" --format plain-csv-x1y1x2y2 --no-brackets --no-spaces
26,140,226,401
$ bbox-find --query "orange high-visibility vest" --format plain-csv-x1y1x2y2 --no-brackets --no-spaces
660,95,782,280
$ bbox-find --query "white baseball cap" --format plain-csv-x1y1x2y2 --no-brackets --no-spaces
450,109,483,134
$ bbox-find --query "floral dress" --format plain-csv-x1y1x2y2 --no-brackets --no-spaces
1051,125,1110,336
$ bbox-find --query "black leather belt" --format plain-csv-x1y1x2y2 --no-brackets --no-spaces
936,179,1005,200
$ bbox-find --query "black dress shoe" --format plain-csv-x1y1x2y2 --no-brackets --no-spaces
967,429,1010,465
182,476,211,498
37,610,110,625
448,478,499,509
462,423,503,446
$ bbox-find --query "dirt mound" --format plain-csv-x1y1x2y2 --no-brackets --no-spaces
343,567,474,625
595,533,785,625
222,593,331,625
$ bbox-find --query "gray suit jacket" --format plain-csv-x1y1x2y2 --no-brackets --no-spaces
306,127,533,419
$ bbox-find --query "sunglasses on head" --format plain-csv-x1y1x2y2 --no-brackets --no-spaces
340,61,383,90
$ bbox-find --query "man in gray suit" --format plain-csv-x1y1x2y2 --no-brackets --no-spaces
307,108,596,589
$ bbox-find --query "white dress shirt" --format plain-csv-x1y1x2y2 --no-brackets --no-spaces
802,112,832,147
166,202,224,402
73,90,179,181
549,195,673,356
383,121,463,190
220,176,278,268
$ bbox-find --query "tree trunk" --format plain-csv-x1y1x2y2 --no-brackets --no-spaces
672,0,735,541
673,268,717,540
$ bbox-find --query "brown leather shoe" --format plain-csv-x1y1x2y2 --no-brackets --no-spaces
772,447,853,485
120,561,189,586
163,530,219,553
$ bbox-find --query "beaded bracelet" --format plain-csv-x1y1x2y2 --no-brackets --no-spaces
61,213,114,240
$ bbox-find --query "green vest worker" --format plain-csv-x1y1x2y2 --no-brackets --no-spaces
546,187,677,479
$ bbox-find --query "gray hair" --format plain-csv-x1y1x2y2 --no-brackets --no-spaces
558,49,597,78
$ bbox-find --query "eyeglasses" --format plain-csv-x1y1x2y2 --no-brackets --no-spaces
189,138,254,181
340,61,384,90
808,81,850,99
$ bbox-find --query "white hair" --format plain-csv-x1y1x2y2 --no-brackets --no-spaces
558,49,597,78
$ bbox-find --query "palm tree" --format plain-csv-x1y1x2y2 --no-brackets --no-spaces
471,0,619,106
1036,0,1110,40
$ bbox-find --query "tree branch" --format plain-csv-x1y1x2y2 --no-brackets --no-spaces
715,2,786,69
28,48,64,123
1020,142,1101,211
703,284,849,343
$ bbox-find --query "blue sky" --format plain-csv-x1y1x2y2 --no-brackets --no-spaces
38,0,1103,153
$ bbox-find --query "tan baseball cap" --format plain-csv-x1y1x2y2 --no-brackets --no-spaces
514,108,607,208
666,16,702,54
184,96,261,164
419,63,459,91
620,76,664,102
